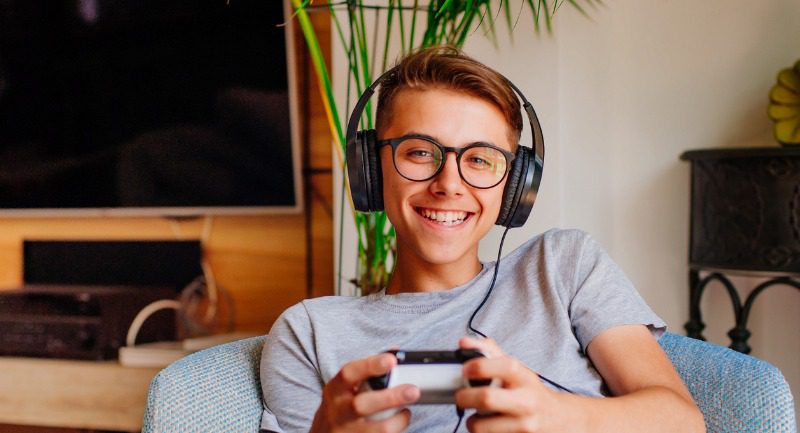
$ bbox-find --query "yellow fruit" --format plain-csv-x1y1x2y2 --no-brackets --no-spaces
768,61,800,146
778,68,800,92
769,84,800,104
775,119,800,145
767,104,800,121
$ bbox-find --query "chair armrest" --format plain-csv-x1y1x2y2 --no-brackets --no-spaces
659,332,796,433
142,335,267,433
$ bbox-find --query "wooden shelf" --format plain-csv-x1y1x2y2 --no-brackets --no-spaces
0,357,160,432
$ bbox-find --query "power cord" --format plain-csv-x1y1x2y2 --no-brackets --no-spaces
125,274,235,347
125,299,182,347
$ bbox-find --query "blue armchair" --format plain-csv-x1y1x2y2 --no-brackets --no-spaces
142,333,796,433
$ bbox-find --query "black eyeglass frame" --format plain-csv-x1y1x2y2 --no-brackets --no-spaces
377,134,517,189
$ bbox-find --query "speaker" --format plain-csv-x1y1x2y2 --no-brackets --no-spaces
23,240,203,290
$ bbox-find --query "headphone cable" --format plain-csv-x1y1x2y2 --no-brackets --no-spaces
467,226,509,338
466,226,576,395
451,407,465,433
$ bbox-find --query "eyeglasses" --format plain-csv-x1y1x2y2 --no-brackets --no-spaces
378,134,516,189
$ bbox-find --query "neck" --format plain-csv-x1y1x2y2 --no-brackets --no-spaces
386,248,482,295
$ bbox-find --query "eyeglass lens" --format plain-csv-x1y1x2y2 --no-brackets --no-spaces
392,137,509,188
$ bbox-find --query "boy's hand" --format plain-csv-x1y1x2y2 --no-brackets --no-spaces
309,352,421,433
455,337,566,433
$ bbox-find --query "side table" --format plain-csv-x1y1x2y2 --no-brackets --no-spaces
680,147,800,354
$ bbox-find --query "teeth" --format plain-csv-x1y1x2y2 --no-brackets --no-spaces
420,208,468,225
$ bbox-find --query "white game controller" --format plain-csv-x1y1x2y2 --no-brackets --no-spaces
360,349,499,420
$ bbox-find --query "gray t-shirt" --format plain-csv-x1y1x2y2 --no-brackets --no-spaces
260,228,666,433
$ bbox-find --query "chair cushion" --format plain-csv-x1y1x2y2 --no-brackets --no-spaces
659,333,796,433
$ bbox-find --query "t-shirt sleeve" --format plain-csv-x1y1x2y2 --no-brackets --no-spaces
561,231,666,352
260,302,324,433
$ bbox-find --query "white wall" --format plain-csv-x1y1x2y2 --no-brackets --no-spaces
333,0,799,410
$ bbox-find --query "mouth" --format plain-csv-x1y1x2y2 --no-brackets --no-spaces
415,207,473,226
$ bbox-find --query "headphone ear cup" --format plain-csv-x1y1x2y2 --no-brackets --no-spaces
496,147,536,228
363,129,384,211
347,130,370,212
496,148,525,227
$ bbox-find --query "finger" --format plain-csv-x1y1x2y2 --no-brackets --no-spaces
329,353,397,395
329,407,412,433
463,356,540,389
352,384,420,417
456,386,534,416
467,413,526,433
375,408,413,433
459,336,505,358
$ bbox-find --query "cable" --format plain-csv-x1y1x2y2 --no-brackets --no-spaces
537,374,574,393
200,216,219,323
466,226,576,395
451,406,465,433
201,259,219,323
179,276,212,337
126,215,234,346
467,226,510,338
125,299,182,347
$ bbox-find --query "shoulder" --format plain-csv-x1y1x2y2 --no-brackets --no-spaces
269,295,368,333
540,227,595,247
264,296,362,359
507,228,598,262
500,228,614,295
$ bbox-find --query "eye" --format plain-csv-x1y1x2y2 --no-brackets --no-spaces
396,139,441,164
463,150,501,171
465,155,493,168
408,149,435,158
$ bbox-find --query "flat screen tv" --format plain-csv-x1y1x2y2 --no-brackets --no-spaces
0,0,302,216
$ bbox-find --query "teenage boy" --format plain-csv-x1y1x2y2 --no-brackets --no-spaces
260,46,705,433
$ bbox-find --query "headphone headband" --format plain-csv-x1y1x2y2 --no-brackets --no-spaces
345,67,397,152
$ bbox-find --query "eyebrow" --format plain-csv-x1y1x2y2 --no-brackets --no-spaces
403,131,500,149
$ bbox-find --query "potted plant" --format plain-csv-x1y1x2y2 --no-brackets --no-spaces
290,0,596,294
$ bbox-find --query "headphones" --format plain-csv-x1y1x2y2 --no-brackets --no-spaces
345,65,545,228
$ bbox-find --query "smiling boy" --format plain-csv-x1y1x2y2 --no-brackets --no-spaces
259,46,705,433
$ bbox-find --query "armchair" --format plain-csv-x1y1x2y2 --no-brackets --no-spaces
142,333,796,432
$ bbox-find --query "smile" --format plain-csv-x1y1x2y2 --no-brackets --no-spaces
416,207,472,226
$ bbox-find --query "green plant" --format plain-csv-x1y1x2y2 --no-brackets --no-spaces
290,0,597,294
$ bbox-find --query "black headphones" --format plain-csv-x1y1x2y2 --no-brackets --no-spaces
345,66,545,228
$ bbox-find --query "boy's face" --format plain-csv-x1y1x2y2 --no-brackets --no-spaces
379,88,514,269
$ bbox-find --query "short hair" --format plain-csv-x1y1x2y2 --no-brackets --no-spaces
375,45,523,147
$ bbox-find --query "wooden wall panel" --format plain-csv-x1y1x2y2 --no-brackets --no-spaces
309,173,334,299
305,10,334,172
0,215,307,332
300,9,335,300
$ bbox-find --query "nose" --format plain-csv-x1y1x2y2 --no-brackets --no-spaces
429,153,465,197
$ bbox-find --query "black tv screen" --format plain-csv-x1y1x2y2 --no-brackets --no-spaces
0,0,301,216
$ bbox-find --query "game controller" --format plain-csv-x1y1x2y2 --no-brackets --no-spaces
361,348,498,420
